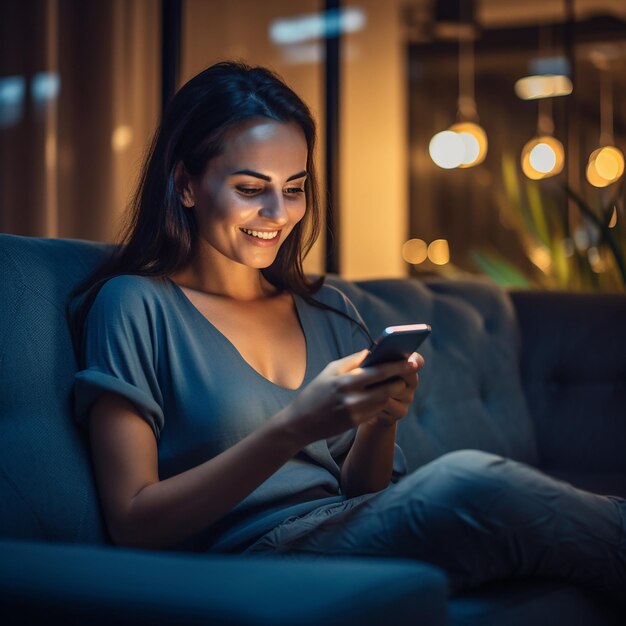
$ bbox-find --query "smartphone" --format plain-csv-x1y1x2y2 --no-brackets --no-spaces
361,324,431,368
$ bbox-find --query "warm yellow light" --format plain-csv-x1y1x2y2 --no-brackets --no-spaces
609,206,618,228
529,143,557,173
596,149,620,179
586,160,610,188
528,245,552,272
402,238,428,265
112,125,133,152
514,75,573,100
586,146,624,187
449,122,488,167
427,239,450,265
429,131,465,169
521,135,564,179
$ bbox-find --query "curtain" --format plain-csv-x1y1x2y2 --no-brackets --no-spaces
0,0,160,241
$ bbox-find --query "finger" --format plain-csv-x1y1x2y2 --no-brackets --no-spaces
381,397,411,421
408,352,425,370
328,350,369,375
353,359,417,388
393,369,419,390
341,391,390,422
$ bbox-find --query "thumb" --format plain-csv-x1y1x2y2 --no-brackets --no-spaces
330,349,369,375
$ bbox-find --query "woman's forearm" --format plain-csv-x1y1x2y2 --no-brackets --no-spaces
340,421,397,498
115,408,302,549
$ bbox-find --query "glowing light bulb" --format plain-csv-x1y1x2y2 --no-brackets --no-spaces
521,135,564,180
586,160,610,188
449,122,488,168
529,143,557,173
427,239,450,265
402,239,428,264
586,146,624,187
429,131,464,169
595,149,619,179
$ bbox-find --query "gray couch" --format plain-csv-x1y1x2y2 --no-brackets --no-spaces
1,233,625,625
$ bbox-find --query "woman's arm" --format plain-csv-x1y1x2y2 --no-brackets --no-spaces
89,391,301,549
340,353,424,498
88,351,416,550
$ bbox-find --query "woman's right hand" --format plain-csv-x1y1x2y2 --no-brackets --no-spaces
280,349,418,448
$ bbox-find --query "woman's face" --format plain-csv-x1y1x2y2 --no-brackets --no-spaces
183,118,308,270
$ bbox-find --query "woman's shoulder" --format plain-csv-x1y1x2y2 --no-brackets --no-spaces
90,274,172,317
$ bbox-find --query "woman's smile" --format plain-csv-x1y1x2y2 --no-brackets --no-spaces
239,227,282,245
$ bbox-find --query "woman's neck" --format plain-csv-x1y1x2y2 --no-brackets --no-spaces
170,252,277,302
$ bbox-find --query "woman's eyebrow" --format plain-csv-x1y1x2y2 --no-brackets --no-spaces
231,169,307,182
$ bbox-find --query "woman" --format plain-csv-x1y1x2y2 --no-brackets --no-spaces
71,61,626,601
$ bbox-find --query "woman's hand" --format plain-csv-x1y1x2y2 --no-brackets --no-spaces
280,350,425,448
364,351,424,429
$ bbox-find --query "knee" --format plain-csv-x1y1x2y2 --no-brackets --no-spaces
410,449,511,509
435,449,507,474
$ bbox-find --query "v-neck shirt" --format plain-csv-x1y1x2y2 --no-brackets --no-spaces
73,274,406,552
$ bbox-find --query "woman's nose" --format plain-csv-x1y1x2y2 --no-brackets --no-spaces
258,191,288,224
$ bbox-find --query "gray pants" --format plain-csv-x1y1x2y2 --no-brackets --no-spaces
244,450,626,601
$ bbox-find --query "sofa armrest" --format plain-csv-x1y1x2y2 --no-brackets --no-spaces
0,540,448,626
509,290,626,473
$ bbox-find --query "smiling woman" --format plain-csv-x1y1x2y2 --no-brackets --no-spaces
66,61,626,604
171,118,309,290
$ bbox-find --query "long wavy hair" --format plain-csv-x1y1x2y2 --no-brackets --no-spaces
70,61,372,356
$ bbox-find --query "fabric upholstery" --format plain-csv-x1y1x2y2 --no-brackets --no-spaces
326,275,539,472
0,539,448,626
1,234,623,626
0,235,108,542
510,290,626,473
448,578,623,626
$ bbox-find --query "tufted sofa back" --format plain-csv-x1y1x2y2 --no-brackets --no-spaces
1,234,538,543
0,235,108,543
326,276,539,472
510,290,626,474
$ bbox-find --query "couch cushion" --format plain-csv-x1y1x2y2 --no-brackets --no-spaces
0,540,449,626
541,469,626,498
326,275,539,472
0,234,108,543
510,290,626,473
449,578,623,626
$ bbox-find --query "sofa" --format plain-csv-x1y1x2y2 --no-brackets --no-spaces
1,232,625,625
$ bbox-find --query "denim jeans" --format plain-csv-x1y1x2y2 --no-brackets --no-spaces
244,450,626,601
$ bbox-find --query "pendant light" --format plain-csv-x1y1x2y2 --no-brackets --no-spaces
520,26,566,180
586,52,624,188
429,7,487,170
521,99,565,180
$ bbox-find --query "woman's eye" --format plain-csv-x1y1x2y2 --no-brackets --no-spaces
237,187,261,196
285,187,304,195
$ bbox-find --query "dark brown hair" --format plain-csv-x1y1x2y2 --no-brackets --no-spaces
70,61,372,356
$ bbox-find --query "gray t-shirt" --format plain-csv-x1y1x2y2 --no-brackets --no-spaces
74,275,406,552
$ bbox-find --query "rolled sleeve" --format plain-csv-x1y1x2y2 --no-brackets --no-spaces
74,370,164,438
73,277,165,438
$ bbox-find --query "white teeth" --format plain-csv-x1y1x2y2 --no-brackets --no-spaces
241,228,279,240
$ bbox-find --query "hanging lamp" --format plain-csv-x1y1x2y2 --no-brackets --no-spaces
586,52,624,188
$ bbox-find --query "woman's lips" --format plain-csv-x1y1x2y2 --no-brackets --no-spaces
239,227,282,246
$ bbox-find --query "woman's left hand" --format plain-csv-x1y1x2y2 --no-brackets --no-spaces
363,352,424,428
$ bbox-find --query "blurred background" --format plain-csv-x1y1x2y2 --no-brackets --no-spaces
1,0,625,290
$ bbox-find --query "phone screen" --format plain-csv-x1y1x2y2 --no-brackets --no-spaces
361,324,431,368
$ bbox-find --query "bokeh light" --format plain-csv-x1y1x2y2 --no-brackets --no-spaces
450,122,488,167
402,238,428,264
429,131,465,169
427,239,450,265
586,146,624,187
521,135,564,179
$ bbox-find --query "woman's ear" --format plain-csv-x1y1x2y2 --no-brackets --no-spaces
174,162,196,208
